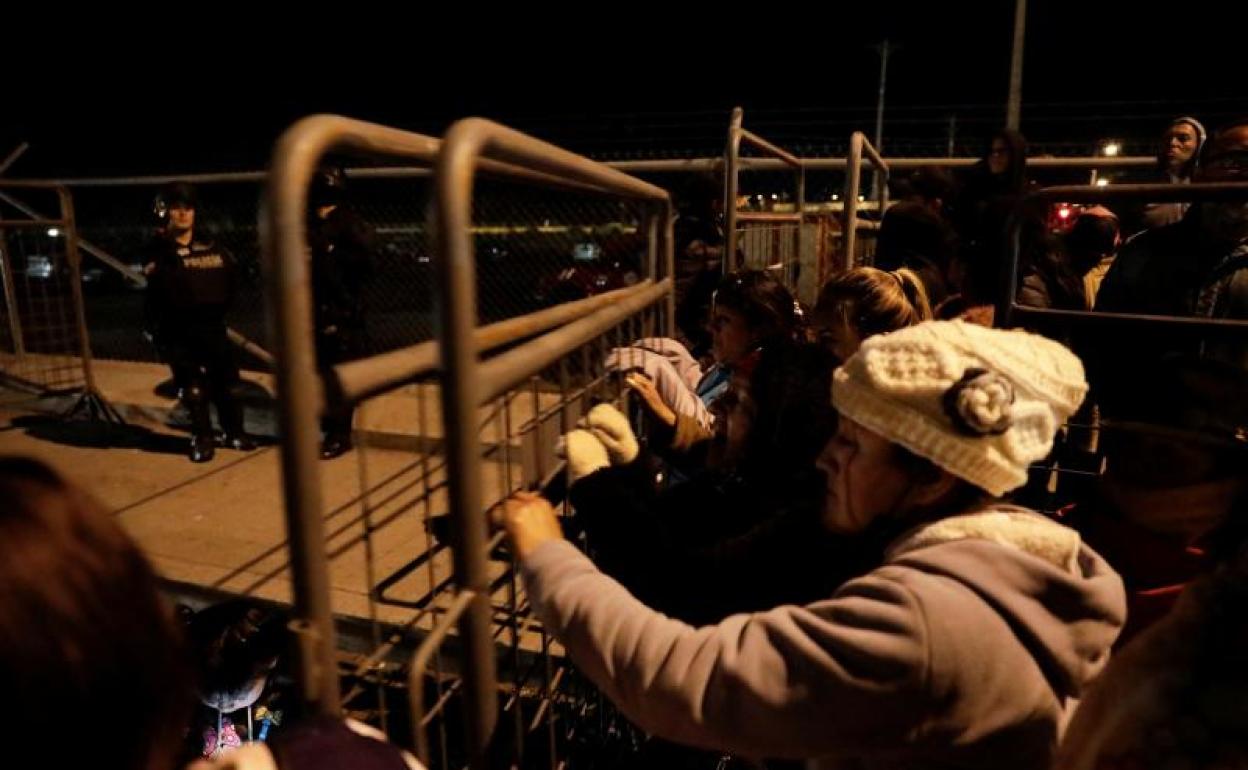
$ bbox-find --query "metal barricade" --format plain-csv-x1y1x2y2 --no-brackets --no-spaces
841,132,889,270
0,181,118,419
723,107,806,292
263,114,673,769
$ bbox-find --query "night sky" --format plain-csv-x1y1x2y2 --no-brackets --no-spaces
3,2,1243,176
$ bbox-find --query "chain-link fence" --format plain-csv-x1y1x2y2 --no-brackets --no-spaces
0,183,93,394
56,171,652,367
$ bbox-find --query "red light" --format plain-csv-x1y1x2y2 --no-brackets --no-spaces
1057,206,1072,220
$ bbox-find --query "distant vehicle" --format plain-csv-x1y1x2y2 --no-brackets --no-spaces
23,254,55,281
17,253,130,293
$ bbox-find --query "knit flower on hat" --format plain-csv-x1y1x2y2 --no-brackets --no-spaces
943,368,1016,437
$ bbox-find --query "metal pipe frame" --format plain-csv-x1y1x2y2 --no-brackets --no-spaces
724,108,744,274
0,182,102,395
57,187,99,395
21,154,1158,188
433,117,673,768
409,588,478,768
476,279,672,404
332,281,658,406
264,115,447,719
842,132,891,268
265,111,621,725
723,107,808,280
998,181,1248,331
0,225,23,356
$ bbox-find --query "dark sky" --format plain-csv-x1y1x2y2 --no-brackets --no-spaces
4,2,1244,176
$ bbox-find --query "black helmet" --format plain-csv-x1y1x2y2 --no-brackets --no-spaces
153,181,197,221
310,165,346,207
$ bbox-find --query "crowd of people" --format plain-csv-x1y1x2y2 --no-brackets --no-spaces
2,115,1246,769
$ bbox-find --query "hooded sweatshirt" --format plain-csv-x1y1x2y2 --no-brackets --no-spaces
521,505,1125,770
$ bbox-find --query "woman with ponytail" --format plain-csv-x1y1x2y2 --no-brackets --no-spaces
812,266,933,363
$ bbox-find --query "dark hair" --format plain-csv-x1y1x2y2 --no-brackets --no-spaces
153,180,197,222
1066,211,1119,261
908,165,957,205
0,457,191,770
736,341,838,481
711,269,803,346
1199,116,1248,165
983,129,1029,193
875,200,957,274
187,599,288,703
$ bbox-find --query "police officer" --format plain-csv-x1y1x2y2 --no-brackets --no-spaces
144,182,255,463
308,165,374,459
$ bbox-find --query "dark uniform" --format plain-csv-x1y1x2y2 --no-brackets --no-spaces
308,167,374,458
145,185,251,462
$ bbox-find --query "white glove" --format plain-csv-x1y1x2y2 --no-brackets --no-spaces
557,429,611,483
585,403,640,465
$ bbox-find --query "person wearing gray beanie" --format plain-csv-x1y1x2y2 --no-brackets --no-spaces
496,320,1126,770
1140,116,1209,231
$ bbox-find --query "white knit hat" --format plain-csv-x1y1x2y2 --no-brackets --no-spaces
832,320,1088,497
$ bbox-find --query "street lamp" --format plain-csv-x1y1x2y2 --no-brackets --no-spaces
1101,141,1121,157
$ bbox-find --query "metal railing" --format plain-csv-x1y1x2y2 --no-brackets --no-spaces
427,116,672,768
1000,181,1248,333
264,114,674,768
999,180,1248,515
723,107,806,287
841,132,890,269
0,181,120,420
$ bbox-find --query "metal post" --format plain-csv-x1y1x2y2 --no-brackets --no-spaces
793,167,806,290
844,133,863,267
1007,0,1027,131
876,161,889,222
434,123,499,770
263,119,348,718
0,143,29,175
724,107,744,274
0,227,24,355
57,188,99,394
872,40,890,200
664,207,676,337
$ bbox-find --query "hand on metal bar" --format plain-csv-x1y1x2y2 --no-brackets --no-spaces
492,490,564,561
624,371,678,429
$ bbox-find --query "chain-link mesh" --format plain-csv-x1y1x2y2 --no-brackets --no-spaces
62,173,656,365
70,177,422,364
0,186,89,394
470,178,651,324
400,300,669,770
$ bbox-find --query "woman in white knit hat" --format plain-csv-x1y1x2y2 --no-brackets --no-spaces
497,320,1126,770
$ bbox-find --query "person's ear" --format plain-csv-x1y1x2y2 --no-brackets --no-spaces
906,465,962,510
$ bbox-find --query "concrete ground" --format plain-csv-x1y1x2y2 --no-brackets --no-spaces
0,355,574,656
